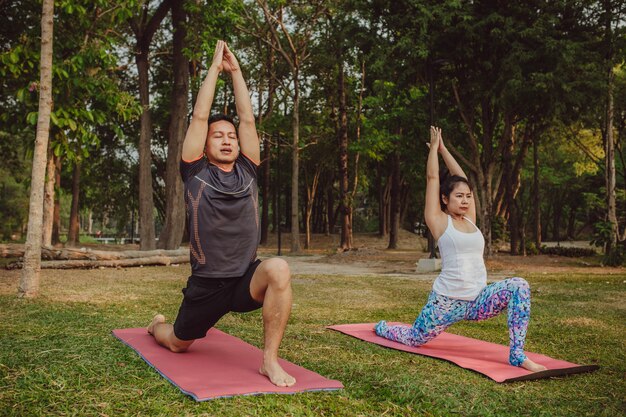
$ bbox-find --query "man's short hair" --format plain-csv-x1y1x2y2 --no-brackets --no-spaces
207,113,237,131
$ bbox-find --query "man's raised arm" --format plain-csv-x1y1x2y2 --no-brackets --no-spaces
181,41,224,162
223,43,260,165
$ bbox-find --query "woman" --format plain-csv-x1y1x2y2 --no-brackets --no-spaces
375,126,546,372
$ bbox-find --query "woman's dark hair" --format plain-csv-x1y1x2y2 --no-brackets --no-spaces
440,174,473,211
207,113,237,131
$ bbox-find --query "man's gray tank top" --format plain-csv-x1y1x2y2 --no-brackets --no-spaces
180,153,260,278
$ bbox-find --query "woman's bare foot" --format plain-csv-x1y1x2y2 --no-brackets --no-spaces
520,358,547,372
259,360,296,387
147,314,165,335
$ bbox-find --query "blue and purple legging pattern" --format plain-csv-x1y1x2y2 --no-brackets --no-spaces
375,277,531,366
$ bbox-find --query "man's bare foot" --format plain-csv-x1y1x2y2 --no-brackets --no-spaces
147,314,165,335
520,358,547,372
259,360,296,387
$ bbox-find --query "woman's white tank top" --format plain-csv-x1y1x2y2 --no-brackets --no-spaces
432,215,487,300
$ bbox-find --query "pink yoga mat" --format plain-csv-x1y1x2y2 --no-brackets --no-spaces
112,328,343,400
328,323,598,383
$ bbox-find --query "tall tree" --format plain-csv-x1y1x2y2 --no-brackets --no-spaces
600,0,623,261
157,0,189,249
18,0,54,298
129,0,170,250
251,0,327,253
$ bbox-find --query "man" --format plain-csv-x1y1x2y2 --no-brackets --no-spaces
147,40,295,387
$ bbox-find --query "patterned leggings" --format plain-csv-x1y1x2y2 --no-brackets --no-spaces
375,277,531,366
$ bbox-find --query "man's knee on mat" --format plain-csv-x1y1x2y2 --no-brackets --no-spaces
168,333,194,353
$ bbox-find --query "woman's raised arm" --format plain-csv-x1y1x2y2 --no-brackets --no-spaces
424,126,448,240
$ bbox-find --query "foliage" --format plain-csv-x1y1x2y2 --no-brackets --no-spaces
591,221,626,266
0,168,29,241
0,0,624,254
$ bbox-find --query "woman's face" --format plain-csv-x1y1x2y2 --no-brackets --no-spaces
442,182,473,216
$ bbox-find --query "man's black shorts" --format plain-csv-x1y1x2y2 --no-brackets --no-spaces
173,259,262,341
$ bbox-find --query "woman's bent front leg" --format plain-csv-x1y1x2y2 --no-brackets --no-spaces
466,277,534,367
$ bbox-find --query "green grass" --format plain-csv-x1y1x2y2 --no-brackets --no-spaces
0,268,624,416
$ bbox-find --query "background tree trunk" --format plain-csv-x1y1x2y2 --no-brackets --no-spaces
51,154,62,245
502,117,519,254
158,1,188,250
130,0,170,251
533,134,541,250
259,44,275,245
603,0,618,256
337,57,352,250
388,152,400,249
42,144,55,246
327,184,335,235
66,161,81,246
290,75,301,252
18,0,54,298
135,47,156,251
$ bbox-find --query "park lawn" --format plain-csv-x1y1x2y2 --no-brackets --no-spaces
0,266,624,417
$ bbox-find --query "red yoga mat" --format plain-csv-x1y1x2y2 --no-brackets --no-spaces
112,328,343,400
327,323,598,383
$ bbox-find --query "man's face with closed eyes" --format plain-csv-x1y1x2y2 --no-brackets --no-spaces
205,120,239,166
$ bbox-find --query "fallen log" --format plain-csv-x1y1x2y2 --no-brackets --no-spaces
43,247,189,260
0,244,25,258
6,255,190,270
0,244,188,260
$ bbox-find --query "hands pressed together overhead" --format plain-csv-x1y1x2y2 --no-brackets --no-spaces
427,126,445,153
211,40,240,74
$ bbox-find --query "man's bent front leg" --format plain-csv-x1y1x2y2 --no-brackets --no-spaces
250,258,296,387
147,314,195,353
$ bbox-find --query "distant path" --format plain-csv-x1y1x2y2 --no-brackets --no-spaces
266,254,431,278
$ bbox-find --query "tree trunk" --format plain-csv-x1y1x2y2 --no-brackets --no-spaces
377,163,387,237
52,154,62,245
518,199,527,256
542,201,551,242
567,205,577,240
259,136,270,245
304,168,321,249
67,161,81,247
272,154,278,233
533,134,541,250
604,8,618,254
502,117,519,255
552,195,562,242
42,144,55,246
388,152,401,249
130,1,170,251
337,59,352,250
158,1,188,250
18,0,54,298
88,210,93,234
377,165,383,236
135,47,156,251
326,184,334,235
290,74,301,252
259,45,275,245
